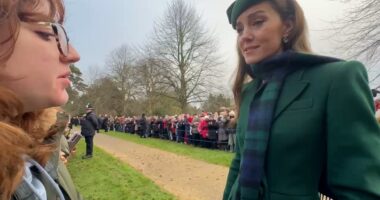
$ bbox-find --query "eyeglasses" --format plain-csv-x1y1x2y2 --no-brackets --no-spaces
34,22,70,57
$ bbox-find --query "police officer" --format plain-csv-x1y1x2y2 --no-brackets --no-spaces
80,104,99,159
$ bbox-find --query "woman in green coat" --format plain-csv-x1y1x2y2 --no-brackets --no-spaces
223,0,380,199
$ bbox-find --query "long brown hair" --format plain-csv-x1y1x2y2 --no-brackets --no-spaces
0,0,65,199
231,0,311,118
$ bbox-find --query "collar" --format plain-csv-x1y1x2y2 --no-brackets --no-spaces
248,50,341,79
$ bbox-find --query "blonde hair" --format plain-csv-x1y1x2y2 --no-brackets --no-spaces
0,0,65,199
232,0,311,118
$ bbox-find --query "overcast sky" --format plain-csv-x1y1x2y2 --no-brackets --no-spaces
64,0,378,89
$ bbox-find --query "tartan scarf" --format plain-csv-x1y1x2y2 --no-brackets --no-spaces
239,51,340,199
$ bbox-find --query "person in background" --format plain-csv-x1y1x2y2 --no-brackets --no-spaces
198,115,209,148
191,115,201,146
372,89,380,122
0,0,80,198
96,114,103,133
102,114,109,132
217,111,229,150
80,104,98,159
140,113,147,138
207,115,219,149
224,0,380,199
375,99,380,123
226,111,237,153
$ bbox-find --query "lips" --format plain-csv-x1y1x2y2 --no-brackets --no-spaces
243,45,260,54
58,71,71,79
58,71,72,87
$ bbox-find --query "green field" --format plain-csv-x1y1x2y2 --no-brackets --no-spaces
104,131,234,167
67,141,176,200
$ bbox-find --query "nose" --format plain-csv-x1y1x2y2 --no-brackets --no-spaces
239,28,254,43
61,44,80,63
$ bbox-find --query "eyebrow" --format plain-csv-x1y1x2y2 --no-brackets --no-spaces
237,10,266,26
247,10,266,20
20,12,53,23
22,22,52,33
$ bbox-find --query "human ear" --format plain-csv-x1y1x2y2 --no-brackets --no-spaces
282,19,294,42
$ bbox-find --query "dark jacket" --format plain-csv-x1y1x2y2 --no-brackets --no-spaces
102,117,109,129
140,116,147,131
81,111,99,137
207,119,218,140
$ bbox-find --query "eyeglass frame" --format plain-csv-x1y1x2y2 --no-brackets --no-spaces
33,22,70,57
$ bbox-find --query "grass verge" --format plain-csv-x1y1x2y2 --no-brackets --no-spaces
104,131,234,167
67,140,176,200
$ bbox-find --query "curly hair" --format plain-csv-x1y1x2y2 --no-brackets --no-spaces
0,0,65,199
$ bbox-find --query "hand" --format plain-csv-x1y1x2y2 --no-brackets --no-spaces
60,151,68,165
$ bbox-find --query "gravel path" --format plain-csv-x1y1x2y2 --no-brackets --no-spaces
94,134,229,200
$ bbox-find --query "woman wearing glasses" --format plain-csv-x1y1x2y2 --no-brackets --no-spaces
223,0,380,199
0,0,80,199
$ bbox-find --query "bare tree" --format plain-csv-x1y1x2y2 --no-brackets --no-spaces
106,45,139,114
332,0,380,82
334,0,379,61
135,46,168,114
152,0,222,112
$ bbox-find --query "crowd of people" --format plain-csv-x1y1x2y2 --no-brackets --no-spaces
70,109,238,152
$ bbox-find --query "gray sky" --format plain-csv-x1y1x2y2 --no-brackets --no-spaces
65,0,377,89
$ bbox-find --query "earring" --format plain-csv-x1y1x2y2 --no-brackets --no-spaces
282,36,289,44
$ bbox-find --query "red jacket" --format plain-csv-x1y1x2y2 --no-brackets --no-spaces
375,100,380,111
187,116,193,123
198,119,208,138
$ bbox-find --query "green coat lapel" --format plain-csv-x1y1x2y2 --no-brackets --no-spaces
242,78,261,101
274,70,309,120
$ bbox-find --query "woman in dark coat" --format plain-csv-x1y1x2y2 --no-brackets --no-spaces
207,116,219,149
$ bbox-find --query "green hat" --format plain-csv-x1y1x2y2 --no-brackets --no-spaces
227,0,264,29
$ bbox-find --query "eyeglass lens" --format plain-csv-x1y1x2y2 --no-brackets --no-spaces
55,24,69,56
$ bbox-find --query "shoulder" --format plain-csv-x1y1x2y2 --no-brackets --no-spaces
13,160,48,200
90,113,98,118
304,60,368,82
311,59,365,72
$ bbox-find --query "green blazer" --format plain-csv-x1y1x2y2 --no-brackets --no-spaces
223,60,380,200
